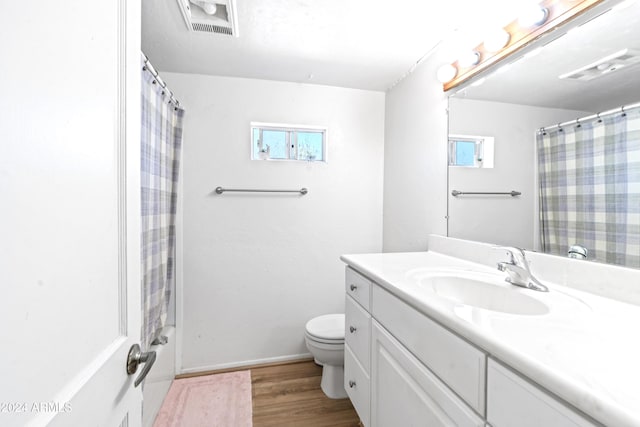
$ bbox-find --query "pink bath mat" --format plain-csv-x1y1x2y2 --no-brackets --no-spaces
153,370,253,427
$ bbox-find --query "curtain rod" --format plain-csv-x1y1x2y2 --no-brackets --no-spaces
539,101,640,133
141,52,181,109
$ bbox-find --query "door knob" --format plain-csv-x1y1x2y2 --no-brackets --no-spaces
126,344,156,387
350,284,357,291
349,326,357,333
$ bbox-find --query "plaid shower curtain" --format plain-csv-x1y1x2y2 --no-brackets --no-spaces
141,56,184,350
537,106,640,268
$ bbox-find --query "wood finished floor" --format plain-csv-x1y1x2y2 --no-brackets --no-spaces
251,360,362,427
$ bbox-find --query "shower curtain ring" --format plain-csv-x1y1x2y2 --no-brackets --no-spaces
576,118,581,128
558,123,563,132
621,106,627,117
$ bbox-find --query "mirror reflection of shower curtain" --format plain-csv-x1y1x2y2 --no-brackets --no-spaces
141,57,184,351
537,106,640,268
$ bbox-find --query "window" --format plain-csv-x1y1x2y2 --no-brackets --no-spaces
251,123,327,161
448,134,494,168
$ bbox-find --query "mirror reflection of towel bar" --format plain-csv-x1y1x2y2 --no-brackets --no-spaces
451,190,521,197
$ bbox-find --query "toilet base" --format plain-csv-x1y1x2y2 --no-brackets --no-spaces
320,364,348,399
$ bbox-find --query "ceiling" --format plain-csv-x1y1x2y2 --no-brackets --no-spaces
142,0,640,103
141,0,524,91
456,0,640,112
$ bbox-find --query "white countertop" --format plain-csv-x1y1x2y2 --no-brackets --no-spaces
341,250,640,427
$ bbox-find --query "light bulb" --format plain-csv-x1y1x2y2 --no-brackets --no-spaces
458,51,481,68
518,5,549,27
437,64,458,83
483,29,511,52
202,2,217,15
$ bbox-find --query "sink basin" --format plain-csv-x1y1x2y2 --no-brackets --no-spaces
406,270,550,315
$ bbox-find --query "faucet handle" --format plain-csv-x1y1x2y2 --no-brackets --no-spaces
492,245,525,263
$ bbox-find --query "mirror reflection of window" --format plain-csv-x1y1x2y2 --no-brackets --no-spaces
454,140,476,166
448,135,494,168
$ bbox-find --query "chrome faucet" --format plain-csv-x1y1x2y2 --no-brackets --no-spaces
568,244,588,260
494,246,548,292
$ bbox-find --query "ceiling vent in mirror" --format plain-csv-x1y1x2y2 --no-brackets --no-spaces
559,49,640,81
176,0,239,36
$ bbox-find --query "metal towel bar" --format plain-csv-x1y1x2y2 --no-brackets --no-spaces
451,190,521,197
215,187,308,195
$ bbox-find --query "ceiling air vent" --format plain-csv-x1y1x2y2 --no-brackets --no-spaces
559,49,640,81
176,0,239,37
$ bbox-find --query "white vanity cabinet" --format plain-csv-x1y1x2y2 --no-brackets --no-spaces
344,265,599,427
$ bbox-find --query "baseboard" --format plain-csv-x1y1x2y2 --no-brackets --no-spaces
177,353,314,378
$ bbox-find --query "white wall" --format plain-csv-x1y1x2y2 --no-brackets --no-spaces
383,52,450,252
161,73,385,372
448,98,591,249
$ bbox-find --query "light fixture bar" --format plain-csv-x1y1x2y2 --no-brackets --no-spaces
442,0,608,91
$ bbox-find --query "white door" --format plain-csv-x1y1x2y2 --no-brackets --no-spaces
0,1,144,426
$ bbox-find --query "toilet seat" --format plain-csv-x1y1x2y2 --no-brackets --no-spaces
305,314,345,343
305,333,344,345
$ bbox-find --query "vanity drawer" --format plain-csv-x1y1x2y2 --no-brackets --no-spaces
345,294,371,373
346,267,371,310
345,345,371,427
487,359,596,427
372,284,486,415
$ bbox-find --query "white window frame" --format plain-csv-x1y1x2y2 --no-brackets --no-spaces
448,134,495,168
251,122,328,162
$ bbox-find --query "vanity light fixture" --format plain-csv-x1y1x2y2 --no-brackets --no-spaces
483,29,511,52
518,5,550,27
441,0,610,92
458,51,481,68
437,64,458,83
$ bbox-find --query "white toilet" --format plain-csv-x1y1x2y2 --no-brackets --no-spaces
304,313,347,399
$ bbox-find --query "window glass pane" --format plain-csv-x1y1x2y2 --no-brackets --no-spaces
263,130,288,159
296,131,324,161
453,140,476,166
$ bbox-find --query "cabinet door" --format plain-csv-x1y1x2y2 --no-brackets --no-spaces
371,321,484,427
487,359,596,427
373,284,486,414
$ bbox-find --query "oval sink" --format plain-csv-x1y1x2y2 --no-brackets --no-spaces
407,270,550,315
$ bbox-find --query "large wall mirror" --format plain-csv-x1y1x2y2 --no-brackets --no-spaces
447,0,640,268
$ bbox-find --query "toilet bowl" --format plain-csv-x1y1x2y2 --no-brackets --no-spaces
304,313,347,399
